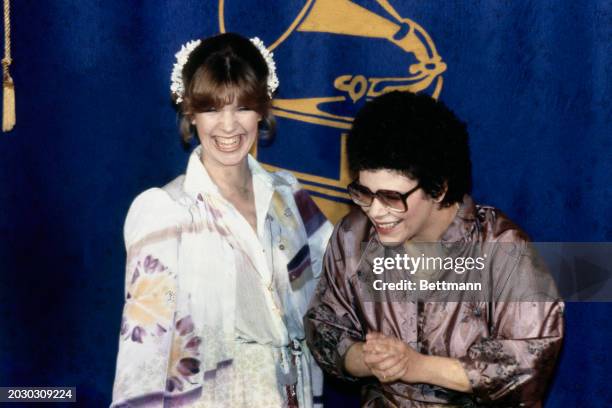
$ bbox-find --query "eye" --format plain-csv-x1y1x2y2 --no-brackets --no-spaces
237,106,252,112
203,107,217,113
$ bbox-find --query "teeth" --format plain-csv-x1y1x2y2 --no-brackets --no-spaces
214,136,240,147
378,221,400,228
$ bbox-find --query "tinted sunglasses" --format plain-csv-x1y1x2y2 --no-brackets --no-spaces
347,180,420,213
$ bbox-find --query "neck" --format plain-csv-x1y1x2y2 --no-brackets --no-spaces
414,203,459,242
200,152,252,195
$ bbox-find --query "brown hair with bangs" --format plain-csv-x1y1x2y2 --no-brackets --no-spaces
177,33,274,143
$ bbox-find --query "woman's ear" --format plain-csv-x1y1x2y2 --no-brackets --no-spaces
183,109,195,125
434,182,448,203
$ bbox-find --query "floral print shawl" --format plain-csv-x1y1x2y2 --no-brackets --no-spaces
111,148,332,407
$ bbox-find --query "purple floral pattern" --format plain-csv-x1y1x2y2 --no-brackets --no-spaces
166,315,202,392
122,255,175,343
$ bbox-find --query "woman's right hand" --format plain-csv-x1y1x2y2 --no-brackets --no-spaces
362,332,412,383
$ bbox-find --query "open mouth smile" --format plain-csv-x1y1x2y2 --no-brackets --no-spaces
213,135,242,151
374,220,402,233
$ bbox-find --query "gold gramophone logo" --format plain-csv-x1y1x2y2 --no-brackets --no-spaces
220,0,447,222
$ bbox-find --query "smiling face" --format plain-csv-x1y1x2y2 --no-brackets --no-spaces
358,169,442,244
193,99,261,168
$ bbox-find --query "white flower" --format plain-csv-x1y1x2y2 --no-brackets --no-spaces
170,36,279,105
249,37,279,97
170,39,201,103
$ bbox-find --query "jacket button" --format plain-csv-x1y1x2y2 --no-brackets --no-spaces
279,244,285,250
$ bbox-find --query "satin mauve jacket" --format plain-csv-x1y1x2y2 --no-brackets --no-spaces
305,196,564,407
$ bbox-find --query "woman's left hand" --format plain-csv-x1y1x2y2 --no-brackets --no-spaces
363,332,472,392
362,332,423,383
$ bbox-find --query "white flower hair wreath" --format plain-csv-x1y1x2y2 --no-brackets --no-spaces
170,36,279,104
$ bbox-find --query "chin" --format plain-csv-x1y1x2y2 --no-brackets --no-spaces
217,155,247,166
374,228,410,245
378,235,407,246
210,148,250,166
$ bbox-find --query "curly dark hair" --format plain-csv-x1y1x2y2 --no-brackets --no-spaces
347,91,472,207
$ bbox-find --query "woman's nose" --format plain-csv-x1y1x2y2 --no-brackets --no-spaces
366,196,389,218
220,110,237,132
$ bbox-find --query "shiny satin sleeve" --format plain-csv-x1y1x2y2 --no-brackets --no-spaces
304,221,365,381
458,237,565,405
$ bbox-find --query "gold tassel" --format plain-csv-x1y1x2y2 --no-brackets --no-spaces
2,70,14,132
2,0,13,132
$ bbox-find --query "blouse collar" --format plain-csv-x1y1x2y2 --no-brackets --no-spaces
183,146,280,197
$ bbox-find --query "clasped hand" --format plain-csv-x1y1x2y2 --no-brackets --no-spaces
362,332,422,384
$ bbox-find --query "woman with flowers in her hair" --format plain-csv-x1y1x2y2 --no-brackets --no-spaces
111,33,332,407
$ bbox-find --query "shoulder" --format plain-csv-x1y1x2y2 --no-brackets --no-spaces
269,169,331,234
474,203,530,244
271,169,300,191
247,154,298,191
474,204,560,302
337,206,371,235
124,176,188,248
271,170,308,208
329,207,371,250
473,202,534,275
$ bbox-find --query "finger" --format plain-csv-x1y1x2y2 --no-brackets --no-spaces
370,369,386,382
374,354,406,371
363,340,393,354
364,353,403,370
373,368,397,384
374,355,409,383
371,368,390,382
382,355,409,378
363,351,391,364
365,342,394,355
362,342,375,353
362,345,386,357
363,351,397,366
363,350,392,362
369,337,403,353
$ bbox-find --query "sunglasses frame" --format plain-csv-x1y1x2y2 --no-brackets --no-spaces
347,180,420,213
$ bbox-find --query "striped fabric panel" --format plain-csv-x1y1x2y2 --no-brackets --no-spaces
287,244,312,282
294,189,326,238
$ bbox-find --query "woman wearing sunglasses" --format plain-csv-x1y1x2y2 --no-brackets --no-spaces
305,91,563,407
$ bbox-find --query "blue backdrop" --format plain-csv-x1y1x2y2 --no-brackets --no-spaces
1,1,611,406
